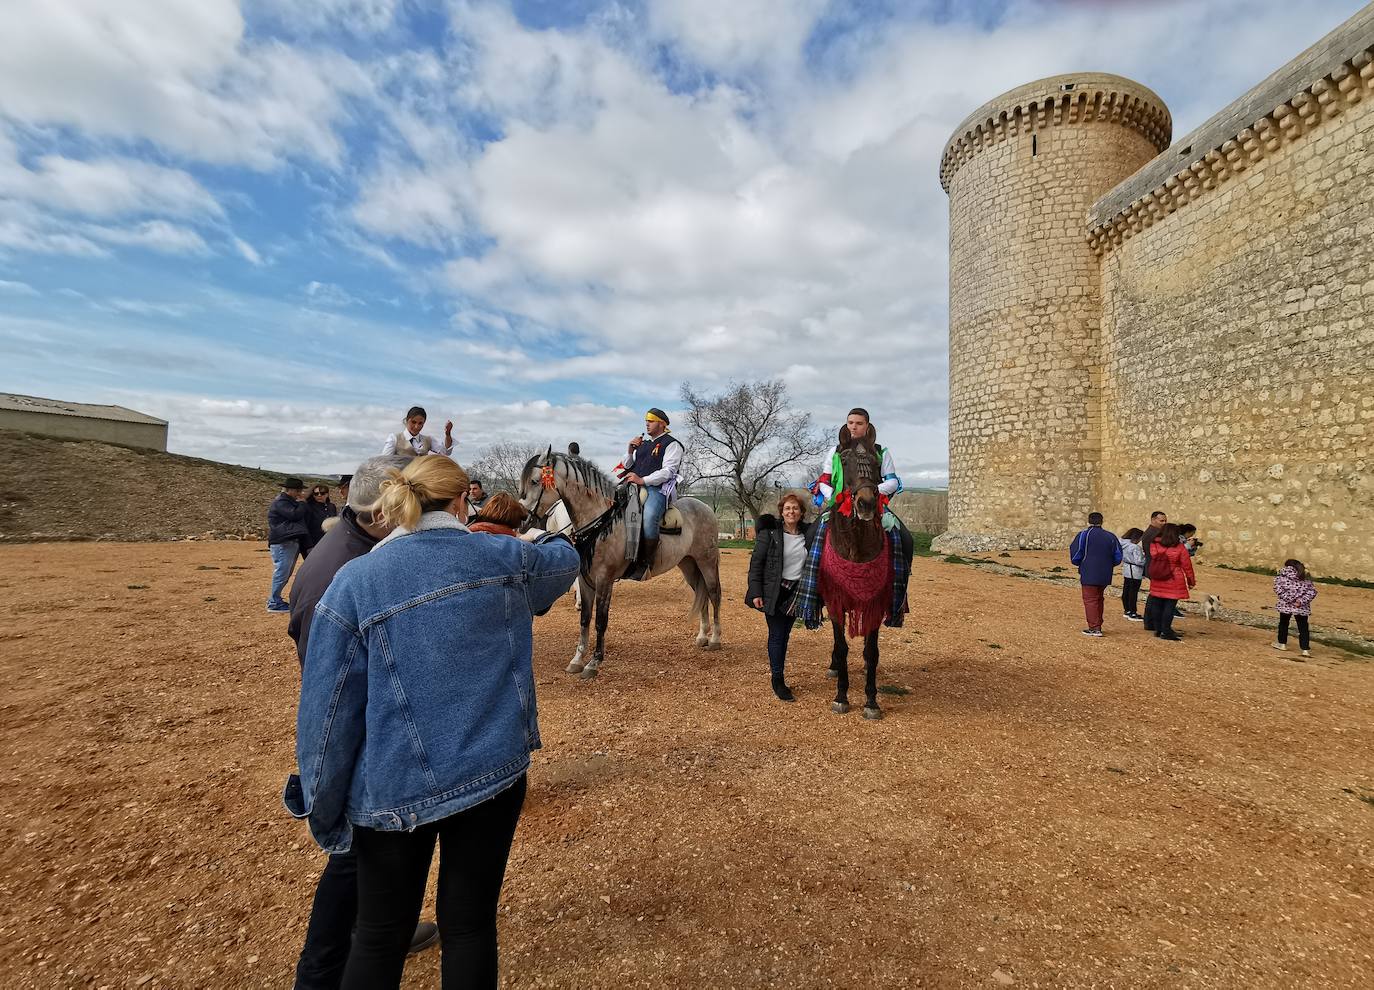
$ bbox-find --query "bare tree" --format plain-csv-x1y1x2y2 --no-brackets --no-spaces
465,440,546,493
679,379,827,520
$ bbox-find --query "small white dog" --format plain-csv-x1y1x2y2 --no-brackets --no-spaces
1202,594,1222,620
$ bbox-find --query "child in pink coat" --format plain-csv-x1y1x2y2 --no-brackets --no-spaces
1272,558,1318,659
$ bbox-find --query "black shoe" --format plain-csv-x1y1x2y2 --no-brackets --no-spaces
771,678,795,702
408,921,439,955
631,537,660,581
1158,632,1183,641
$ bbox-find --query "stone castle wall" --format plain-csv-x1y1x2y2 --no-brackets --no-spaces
1093,39,1374,576
939,76,1169,550
937,7,1374,575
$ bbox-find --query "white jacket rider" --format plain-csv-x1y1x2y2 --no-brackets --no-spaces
814,408,903,529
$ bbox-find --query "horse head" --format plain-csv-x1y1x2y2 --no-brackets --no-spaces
837,423,881,522
518,448,562,528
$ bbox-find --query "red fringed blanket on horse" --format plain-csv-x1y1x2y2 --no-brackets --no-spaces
818,528,893,638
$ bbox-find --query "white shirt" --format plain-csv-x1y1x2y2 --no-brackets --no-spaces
816,444,901,500
781,531,807,581
381,431,453,457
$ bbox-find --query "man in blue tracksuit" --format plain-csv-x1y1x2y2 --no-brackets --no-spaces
1070,511,1122,637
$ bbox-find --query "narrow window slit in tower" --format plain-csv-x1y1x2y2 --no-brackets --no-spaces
1031,134,1037,157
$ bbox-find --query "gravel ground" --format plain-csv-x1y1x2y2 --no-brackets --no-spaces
1,542,1371,989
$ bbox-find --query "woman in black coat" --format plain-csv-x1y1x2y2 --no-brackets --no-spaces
746,492,817,702
302,484,338,556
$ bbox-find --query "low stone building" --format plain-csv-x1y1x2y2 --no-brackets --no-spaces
0,393,168,451
936,5,1373,578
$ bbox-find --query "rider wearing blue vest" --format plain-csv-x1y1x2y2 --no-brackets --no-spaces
620,407,684,580
811,407,915,570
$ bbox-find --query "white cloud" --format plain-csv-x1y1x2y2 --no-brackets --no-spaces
96,297,198,318
304,280,364,308
0,278,37,295
0,137,223,219
0,0,369,169
234,237,263,265
646,0,828,74
84,220,211,256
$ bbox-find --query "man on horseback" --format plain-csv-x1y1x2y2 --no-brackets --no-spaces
619,407,683,580
812,408,915,571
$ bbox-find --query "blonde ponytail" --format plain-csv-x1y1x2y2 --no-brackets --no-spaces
376,456,470,531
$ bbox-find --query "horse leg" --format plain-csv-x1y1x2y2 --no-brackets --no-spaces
862,630,882,720
701,554,723,651
567,575,592,673
678,557,710,649
581,581,612,679
831,618,850,714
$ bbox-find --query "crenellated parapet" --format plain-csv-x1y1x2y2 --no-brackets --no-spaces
1088,15,1374,253
939,74,1171,192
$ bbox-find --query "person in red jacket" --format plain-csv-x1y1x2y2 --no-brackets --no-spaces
1143,523,1195,641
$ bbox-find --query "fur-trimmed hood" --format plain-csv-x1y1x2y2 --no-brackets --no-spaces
756,513,779,532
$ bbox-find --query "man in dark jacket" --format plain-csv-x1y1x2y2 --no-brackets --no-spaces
1070,511,1122,638
267,478,309,612
284,455,438,987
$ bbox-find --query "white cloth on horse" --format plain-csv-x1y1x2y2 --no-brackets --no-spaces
371,510,470,551
381,432,453,457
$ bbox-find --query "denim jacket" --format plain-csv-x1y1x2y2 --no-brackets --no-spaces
283,512,580,853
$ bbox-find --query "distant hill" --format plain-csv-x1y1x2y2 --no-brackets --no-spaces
0,430,333,542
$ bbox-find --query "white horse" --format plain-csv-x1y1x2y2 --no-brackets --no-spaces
520,450,723,678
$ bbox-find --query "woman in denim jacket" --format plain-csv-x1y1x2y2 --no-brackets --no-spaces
285,455,579,989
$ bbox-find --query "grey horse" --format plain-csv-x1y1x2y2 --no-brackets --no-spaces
518,450,723,678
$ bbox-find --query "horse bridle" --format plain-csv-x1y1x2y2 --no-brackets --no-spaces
839,444,881,517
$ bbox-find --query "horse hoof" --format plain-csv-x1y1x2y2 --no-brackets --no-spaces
695,635,710,648
831,701,850,715
566,660,585,674
703,640,722,652
826,669,839,679
863,707,883,721
579,667,599,680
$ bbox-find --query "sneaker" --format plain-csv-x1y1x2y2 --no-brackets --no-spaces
266,603,290,613
1124,613,1143,622
1271,641,1287,652
1091,628,1104,638
1300,649,1311,659
1081,628,1096,637
1159,632,1183,641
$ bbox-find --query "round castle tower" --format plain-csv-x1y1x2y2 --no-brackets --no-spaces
935,74,1171,551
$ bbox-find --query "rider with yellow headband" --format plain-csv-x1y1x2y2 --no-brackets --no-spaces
619,407,684,579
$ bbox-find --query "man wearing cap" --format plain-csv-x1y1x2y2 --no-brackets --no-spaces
266,477,309,613
620,407,684,580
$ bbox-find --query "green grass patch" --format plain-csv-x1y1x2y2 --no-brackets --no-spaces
1314,575,1374,590
1315,635,1374,659
877,684,911,696
942,554,970,564
986,643,1003,649
911,531,935,554
1217,563,1278,576
717,539,754,549
196,565,220,570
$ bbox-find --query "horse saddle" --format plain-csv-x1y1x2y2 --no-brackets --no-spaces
638,487,683,533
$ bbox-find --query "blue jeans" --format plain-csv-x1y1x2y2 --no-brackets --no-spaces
642,486,667,539
269,540,300,607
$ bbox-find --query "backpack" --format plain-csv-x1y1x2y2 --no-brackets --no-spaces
1147,548,1174,582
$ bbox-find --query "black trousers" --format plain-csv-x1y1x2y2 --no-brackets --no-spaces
764,583,798,679
1121,578,1142,615
1144,595,1177,635
1277,612,1310,650
295,850,358,989
341,775,527,990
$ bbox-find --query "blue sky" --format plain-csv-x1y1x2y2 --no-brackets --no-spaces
0,0,1364,476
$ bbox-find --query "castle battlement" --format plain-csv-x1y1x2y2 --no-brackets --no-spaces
939,74,1171,192
1089,8,1374,253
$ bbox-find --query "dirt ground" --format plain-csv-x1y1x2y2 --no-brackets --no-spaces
2,543,1372,989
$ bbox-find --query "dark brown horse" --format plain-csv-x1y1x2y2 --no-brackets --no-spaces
821,424,893,719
